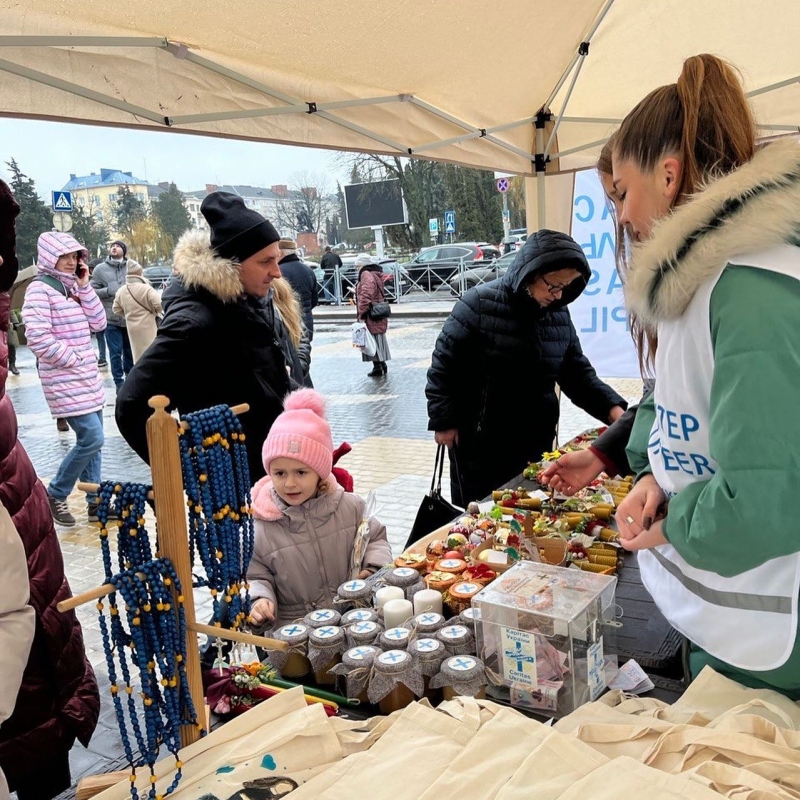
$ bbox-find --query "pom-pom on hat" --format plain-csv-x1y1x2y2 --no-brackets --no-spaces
262,389,334,481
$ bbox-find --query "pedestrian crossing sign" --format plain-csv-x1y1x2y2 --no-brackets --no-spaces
52,191,73,211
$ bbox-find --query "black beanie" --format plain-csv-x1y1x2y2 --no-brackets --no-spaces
201,192,280,261
111,240,127,257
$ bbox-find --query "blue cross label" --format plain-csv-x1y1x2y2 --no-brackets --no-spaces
417,613,442,625
352,621,377,634
393,568,417,579
348,647,376,661
501,626,537,688
449,656,476,672
281,624,306,637
461,608,480,621
438,559,463,570
379,650,408,665
311,609,335,621
441,625,468,639
416,638,439,652
454,583,478,594
386,627,409,640
346,610,373,622
343,580,367,592
315,626,338,638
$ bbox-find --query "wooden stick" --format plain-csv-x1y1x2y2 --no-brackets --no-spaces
188,621,288,652
57,575,146,613
146,395,205,747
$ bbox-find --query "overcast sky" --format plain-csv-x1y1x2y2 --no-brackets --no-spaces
0,118,350,199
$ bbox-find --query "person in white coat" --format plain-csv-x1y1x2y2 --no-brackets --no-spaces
112,262,163,363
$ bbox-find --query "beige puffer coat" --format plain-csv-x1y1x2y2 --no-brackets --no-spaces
112,274,163,362
247,476,392,629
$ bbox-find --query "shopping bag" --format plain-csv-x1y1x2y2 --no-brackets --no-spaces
368,302,392,320
403,444,463,551
351,322,377,358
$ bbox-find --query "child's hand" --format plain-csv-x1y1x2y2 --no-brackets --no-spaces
249,598,276,625
357,569,374,580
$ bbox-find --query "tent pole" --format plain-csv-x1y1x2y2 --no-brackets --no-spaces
535,118,547,229
550,136,612,160
544,45,589,158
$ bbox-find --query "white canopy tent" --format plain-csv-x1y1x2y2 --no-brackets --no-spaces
1,0,798,230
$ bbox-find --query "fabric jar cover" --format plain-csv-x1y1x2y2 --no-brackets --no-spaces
379,626,412,651
384,567,423,589
345,619,382,647
413,612,446,635
307,625,347,672
367,649,424,704
458,606,481,631
303,608,342,628
430,655,487,696
436,624,475,656
266,623,310,672
329,645,380,700
408,637,447,677
341,608,379,625
335,578,373,607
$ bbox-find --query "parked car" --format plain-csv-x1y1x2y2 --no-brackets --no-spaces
404,242,501,291
447,250,516,295
143,265,173,291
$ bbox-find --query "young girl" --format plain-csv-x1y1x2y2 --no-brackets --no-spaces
247,388,392,629
22,231,107,526
612,54,800,694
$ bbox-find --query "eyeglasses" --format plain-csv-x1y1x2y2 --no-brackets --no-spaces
539,274,572,296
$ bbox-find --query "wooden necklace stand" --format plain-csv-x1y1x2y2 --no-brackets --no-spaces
57,396,288,798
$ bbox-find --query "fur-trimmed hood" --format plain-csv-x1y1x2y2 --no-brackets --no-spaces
251,473,341,521
626,137,800,328
172,229,243,303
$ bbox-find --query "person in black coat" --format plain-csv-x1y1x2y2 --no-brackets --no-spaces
426,229,627,507
278,239,318,341
116,193,291,482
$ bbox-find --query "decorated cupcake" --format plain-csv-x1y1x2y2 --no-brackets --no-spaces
394,552,427,572
425,570,459,591
446,581,483,614
436,558,468,575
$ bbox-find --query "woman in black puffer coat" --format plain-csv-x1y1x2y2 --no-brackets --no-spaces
426,229,627,507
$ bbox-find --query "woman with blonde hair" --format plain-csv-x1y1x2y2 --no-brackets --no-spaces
268,277,313,388
612,54,800,694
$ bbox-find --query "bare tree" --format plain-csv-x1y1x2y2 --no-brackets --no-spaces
273,171,333,236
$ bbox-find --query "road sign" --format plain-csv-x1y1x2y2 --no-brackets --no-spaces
429,217,439,234
444,210,456,234
52,211,73,232
52,190,73,211
496,177,509,193
502,209,511,223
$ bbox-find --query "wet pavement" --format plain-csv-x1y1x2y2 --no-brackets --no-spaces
7,310,643,789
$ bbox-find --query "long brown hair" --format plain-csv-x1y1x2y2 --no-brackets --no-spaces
596,135,656,377
271,277,304,348
614,54,756,204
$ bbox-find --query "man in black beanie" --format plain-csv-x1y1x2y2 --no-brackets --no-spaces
116,192,291,481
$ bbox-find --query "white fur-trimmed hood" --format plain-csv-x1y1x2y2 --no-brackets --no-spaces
626,137,800,328
172,229,243,303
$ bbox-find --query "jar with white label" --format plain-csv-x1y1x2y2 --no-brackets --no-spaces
335,578,373,607
341,608,379,625
368,649,423,714
431,655,487,700
303,608,342,628
330,645,380,703
346,619,382,647
384,567,426,601
379,626,411,651
408,637,446,702
458,606,481,632
267,623,311,679
412,612,445,635
307,625,346,685
435,623,475,656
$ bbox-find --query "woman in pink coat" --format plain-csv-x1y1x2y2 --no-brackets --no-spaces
354,254,391,377
22,232,107,526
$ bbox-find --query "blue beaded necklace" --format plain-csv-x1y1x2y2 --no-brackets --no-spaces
178,405,255,629
95,482,202,800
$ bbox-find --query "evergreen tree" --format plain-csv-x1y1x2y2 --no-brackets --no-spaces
70,205,109,259
6,158,52,266
114,185,147,239
152,183,191,244
441,164,503,245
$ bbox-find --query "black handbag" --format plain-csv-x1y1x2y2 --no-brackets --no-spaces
403,444,463,550
368,302,392,321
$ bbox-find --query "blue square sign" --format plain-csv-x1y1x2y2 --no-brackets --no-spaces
444,210,456,234
52,191,73,211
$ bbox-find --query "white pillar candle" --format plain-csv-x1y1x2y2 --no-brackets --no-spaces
375,586,404,610
413,589,444,616
383,598,413,629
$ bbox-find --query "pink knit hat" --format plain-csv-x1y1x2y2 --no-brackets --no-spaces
262,389,334,480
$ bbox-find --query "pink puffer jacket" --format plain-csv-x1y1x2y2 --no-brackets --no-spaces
22,232,107,418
